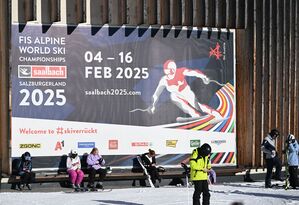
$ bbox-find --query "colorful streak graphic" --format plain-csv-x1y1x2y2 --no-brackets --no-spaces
180,151,236,165
166,83,235,133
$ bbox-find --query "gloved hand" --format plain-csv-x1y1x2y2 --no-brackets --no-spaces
150,105,155,114
202,168,209,173
203,76,210,85
271,150,276,158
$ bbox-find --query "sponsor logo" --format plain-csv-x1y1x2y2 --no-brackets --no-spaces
55,140,64,151
18,65,67,79
19,143,41,148
131,142,152,147
166,140,178,148
211,140,226,146
190,140,201,148
78,142,95,149
108,140,118,150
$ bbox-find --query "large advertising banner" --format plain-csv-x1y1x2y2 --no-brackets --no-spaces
11,23,236,167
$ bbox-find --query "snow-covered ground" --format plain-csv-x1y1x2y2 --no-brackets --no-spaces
1,182,299,205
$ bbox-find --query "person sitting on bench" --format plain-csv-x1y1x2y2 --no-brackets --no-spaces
86,148,107,190
141,149,161,186
66,150,84,190
18,152,35,190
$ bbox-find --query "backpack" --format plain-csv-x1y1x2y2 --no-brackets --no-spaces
131,156,143,173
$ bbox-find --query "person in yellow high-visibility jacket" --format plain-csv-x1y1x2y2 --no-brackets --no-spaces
190,143,212,205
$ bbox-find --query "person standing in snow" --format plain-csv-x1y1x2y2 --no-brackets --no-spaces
261,129,283,188
286,134,299,189
86,148,107,190
66,150,84,189
190,143,212,205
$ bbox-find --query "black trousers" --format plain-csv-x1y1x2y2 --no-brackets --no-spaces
289,166,298,188
20,172,35,185
193,180,210,205
265,156,282,186
88,168,107,185
147,166,160,184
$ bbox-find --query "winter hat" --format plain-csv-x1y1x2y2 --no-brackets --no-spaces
287,134,295,143
22,152,31,161
70,150,78,158
270,129,280,138
199,143,212,157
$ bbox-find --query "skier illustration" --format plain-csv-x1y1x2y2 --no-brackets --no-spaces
148,60,224,122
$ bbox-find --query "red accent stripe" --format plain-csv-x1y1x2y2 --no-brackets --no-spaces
202,124,214,131
178,115,214,129
213,153,224,164
224,152,234,163
219,88,233,132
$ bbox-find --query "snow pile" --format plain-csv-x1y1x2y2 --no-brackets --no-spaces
0,182,298,205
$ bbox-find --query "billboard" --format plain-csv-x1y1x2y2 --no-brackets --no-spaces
11,24,236,167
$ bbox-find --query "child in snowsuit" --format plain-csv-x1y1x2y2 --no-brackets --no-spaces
190,143,212,205
286,134,299,189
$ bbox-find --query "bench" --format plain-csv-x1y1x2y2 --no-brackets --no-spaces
6,167,244,184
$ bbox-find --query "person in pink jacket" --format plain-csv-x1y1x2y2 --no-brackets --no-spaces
66,150,84,189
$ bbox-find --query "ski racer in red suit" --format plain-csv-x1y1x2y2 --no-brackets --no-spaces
150,60,223,121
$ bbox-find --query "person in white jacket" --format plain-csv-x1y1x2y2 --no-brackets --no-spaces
66,150,84,189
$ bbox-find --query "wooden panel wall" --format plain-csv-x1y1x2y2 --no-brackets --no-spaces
0,0,10,175
1,0,298,174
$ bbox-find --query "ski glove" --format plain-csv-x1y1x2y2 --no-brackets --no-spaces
271,150,276,158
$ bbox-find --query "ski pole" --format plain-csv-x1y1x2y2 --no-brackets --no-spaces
186,173,190,205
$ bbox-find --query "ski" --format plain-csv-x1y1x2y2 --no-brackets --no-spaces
136,156,155,188
176,116,208,123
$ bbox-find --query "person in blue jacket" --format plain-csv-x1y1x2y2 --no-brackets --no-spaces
286,134,299,189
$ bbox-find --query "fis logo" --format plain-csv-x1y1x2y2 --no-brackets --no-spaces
55,140,64,151
18,66,31,78
166,140,178,148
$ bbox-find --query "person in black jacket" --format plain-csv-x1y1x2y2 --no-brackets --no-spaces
141,149,161,186
18,152,35,190
261,129,283,188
